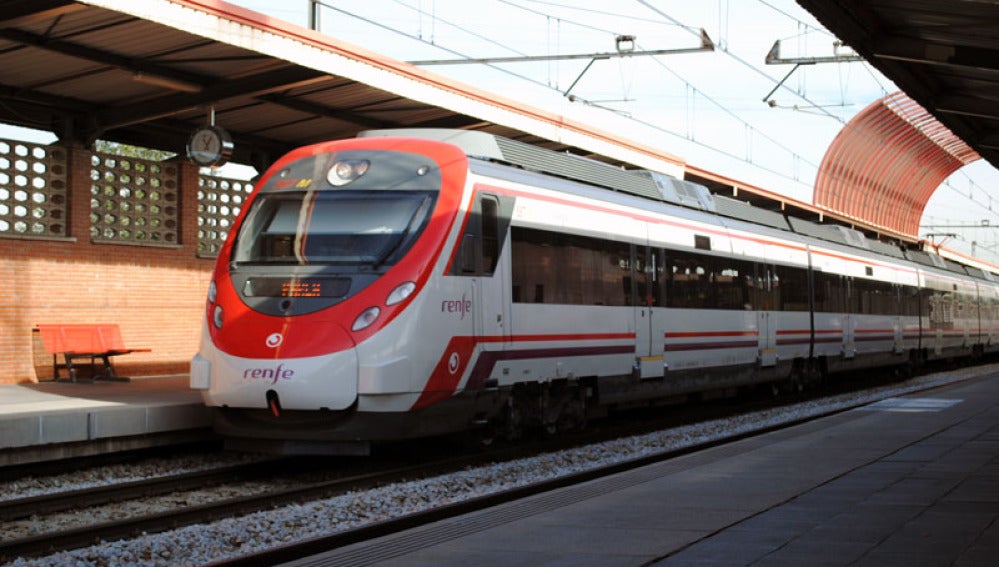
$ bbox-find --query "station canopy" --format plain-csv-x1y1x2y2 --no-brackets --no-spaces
0,0,687,176
814,91,980,238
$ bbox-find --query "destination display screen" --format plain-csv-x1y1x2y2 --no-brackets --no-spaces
244,277,351,298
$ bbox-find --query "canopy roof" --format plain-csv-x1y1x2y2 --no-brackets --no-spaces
797,0,999,172
815,92,979,237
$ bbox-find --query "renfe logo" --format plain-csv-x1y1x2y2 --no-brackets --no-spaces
243,363,294,384
441,294,473,320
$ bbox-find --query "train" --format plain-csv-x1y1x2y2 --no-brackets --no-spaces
190,128,999,455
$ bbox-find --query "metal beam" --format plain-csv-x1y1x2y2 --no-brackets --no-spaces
0,80,92,112
0,27,211,88
981,132,999,151
409,29,714,65
935,94,999,120
0,0,81,26
257,93,396,130
0,80,94,138
765,39,863,65
93,66,330,131
873,35,999,72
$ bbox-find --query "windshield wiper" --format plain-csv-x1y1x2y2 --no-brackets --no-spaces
371,196,431,269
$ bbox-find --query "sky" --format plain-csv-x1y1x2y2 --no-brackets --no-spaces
226,0,999,254
4,0,998,254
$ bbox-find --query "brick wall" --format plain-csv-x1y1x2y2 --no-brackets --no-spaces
0,143,219,383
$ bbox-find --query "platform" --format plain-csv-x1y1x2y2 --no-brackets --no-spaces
0,375,212,466
295,372,999,567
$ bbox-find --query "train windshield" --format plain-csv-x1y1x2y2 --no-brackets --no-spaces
232,190,434,266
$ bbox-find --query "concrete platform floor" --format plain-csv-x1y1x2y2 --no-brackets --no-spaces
291,373,999,567
0,375,211,466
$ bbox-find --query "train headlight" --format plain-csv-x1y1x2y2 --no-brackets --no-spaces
207,280,217,303
327,159,370,186
352,306,380,331
386,281,416,305
212,305,224,329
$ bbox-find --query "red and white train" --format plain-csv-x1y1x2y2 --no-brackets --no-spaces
190,129,999,454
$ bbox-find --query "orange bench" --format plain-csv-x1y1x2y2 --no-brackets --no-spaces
36,324,151,382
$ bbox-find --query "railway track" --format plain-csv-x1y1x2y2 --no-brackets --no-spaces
208,421,783,567
0,456,451,561
0,400,761,560
0,364,982,564
2,430,606,562
0,460,287,522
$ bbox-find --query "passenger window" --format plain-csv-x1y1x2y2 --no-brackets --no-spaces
481,196,499,275
458,233,477,274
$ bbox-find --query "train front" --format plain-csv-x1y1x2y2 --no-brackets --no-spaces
190,136,467,454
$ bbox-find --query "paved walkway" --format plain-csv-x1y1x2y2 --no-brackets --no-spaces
0,375,210,465
290,373,999,566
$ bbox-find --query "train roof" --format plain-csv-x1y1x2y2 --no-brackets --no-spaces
360,128,670,203
360,128,987,281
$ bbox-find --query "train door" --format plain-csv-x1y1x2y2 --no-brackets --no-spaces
454,193,510,345
635,246,666,379
755,262,778,366
843,276,857,359
893,283,905,354
473,194,510,342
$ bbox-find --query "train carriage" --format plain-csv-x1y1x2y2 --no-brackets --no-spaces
191,128,996,455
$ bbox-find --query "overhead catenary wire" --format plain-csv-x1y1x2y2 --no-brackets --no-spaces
751,0,997,229
496,0,824,178
311,0,996,238
310,0,552,92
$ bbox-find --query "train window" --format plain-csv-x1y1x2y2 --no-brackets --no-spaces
457,233,477,274
853,277,900,315
843,277,859,313
451,194,508,277
694,235,711,251
511,226,632,306
777,264,810,312
715,262,750,310
481,196,500,275
666,252,711,308
648,249,665,307
813,271,845,313
233,191,433,266
662,250,757,310
901,284,921,316
746,264,783,311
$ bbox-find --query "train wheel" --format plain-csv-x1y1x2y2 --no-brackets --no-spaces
785,360,809,395
557,390,588,433
543,381,587,436
456,421,499,452
893,361,913,380
807,359,826,389
473,424,497,449
501,402,524,442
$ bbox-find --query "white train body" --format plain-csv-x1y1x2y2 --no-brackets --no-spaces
191,129,999,454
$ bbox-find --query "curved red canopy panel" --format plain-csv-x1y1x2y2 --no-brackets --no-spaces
814,91,979,238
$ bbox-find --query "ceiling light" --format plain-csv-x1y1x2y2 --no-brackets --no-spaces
132,72,202,93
